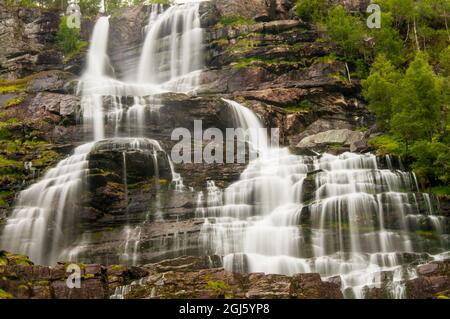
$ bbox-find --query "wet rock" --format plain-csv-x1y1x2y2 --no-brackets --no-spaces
121,256,343,299
214,0,270,21
296,129,364,151
31,92,79,118
290,273,344,299
0,6,62,79
27,70,74,93
406,261,450,299
417,263,439,276
52,278,108,299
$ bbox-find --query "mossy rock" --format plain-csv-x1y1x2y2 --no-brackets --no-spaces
0,288,14,299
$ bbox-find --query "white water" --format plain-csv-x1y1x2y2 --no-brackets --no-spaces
0,143,94,265
199,100,449,299
137,2,203,91
79,16,111,141
1,3,201,264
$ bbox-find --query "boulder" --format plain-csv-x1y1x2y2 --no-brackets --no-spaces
296,129,364,150
31,92,79,117
405,261,450,299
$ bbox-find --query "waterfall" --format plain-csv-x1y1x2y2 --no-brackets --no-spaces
198,100,449,299
137,1,203,92
79,16,111,141
0,143,94,265
0,1,201,264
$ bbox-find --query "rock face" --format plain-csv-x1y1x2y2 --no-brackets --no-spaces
0,251,346,299
200,0,374,148
113,255,344,299
405,261,450,299
0,5,63,80
0,250,147,299
295,129,365,153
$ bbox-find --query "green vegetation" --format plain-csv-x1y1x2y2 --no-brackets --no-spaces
292,0,449,192
0,288,14,299
57,16,85,56
296,0,328,22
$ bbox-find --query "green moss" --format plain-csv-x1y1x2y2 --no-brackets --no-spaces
148,0,169,4
0,288,14,299
7,253,33,266
110,265,126,271
285,100,314,113
429,186,450,197
0,191,13,207
64,41,88,63
0,77,30,94
415,230,439,240
2,96,25,108
234,57,301,70
0,155,21,169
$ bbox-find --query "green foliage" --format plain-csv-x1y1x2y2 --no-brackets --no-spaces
369,13,406,65
79,0,101,16
326,5,365,62
0,288,14,299
368,135,403,156
440,46,450,77
430,185,450,197
57,16,83,55
362,55,402,130
410,140,450,185
147,0,169,4
295,0,328,22
391,53,443,145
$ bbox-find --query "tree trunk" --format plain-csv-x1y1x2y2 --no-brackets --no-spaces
345,62,352,84
413,17,420,51
444,10,450,41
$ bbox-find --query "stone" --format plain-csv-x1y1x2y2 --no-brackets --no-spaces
296,129,364,149
417,263,439,276
31,92,79,117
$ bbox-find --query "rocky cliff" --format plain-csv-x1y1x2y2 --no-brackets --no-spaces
0,1,447,299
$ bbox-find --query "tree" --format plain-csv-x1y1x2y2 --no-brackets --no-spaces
362,54,401,130
391,53,443,147
410,140,450,186
57,16,81,55
440,45,450,76
295,0,328,22
370,12,406,65
326,5,365,60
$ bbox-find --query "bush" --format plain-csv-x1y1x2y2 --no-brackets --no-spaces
295,0,328,22
57,16,82,56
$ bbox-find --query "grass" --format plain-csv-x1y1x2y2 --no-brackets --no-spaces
284,100,315,113
0,288,14,299
2,95,25,108
234,57,302,70
429,185,450,197
64,41,88,63
0,76,33,94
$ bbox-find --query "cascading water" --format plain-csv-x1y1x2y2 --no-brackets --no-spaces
198,100,449,299
0,2,203,265
0,143,94,265
137,1,203,92
79,16,111,141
